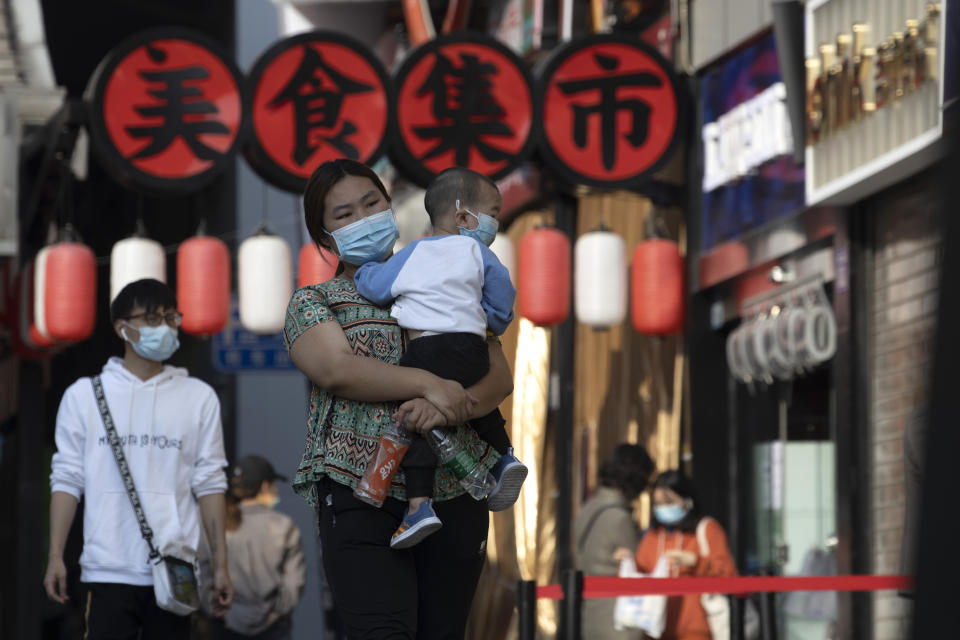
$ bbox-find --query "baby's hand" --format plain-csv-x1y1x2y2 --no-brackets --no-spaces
393,399,446,434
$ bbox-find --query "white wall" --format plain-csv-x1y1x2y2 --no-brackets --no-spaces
692,0,774,68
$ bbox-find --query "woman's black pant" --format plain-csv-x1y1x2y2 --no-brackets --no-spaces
317,477,488,639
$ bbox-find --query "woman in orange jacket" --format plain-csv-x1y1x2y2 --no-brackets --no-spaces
634,471,737,640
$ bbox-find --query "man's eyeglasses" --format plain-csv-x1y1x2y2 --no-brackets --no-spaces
125,311,183,328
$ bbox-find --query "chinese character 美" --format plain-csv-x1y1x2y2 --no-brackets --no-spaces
127,54,231,161
268,47,375,165
413,51,515,166
556,53,663,170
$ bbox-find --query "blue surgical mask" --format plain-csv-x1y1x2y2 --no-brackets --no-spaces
654,504,688,526
323,209,399,265
122,324,180,362
455,199,499,247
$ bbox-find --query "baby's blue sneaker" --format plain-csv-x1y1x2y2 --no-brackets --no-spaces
486,448,528,512
390,500,442,549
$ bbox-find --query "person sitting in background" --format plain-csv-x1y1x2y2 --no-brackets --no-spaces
574,444,655,640
201,455,306,640
634,470,737,640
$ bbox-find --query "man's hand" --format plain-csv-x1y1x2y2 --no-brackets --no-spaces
209,566,234,617
394,398,447,434
43,555,69,603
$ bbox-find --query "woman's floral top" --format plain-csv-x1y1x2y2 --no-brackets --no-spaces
283,276,499,510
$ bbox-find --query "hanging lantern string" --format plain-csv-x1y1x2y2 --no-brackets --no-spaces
58,160,83,243
54,174,299,265
88,215,306,266
257,182,270,234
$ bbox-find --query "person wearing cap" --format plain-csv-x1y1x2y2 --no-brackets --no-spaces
200,455,305,640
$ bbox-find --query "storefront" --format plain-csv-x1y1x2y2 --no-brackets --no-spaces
688,24,856,640
802,1,954,637
689,1,953,638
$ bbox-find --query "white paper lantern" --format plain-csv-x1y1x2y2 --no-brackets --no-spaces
574,228,627,328
489,233,516,284
110,236,166,301
238,232,292,334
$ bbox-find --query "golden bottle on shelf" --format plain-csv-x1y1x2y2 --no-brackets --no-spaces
848,23,869,123
819,43,836,137
858,46,877,114
891,32,905,100
835,33,853,130
903,19,920,92
923,3,940,83
875,40,893,109
805,57,823,145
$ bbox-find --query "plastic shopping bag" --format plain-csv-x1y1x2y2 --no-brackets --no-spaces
613,556,669,637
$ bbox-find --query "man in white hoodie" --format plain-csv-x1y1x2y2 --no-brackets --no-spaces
43,278,234,639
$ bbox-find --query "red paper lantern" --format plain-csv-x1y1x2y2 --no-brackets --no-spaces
632,239,685,335
11,262,58,360
29,324,55,348
297,243,338,288
177,234,230,336
518,227,571,326
19,259,57,349
37,242,97,342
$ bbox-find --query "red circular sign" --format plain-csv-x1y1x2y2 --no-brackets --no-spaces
86,28,244,193
245,31,392,193
537,35,683,188
392,33,535,187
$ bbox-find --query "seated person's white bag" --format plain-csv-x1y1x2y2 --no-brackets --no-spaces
613,555,669,638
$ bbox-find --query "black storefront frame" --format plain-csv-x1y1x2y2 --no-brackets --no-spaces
686,212,875,640
832,205,874,638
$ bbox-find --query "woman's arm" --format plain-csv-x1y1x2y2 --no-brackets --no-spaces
467,337,514,417
695,519,738,577
290,320,476,424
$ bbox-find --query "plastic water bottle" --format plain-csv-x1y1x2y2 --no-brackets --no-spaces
427,428,496,500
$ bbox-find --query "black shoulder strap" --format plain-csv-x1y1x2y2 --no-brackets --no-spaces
577,503,630,552
91,376,160,559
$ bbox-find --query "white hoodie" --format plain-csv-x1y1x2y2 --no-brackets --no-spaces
50,357,228,585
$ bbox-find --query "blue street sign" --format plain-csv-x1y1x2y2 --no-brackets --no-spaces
212,300,295,372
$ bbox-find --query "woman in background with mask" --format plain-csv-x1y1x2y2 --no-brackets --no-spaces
635,471,737,639
283,159,514,639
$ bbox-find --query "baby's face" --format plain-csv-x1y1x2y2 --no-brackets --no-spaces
453,180,503,231
473,182,503,220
